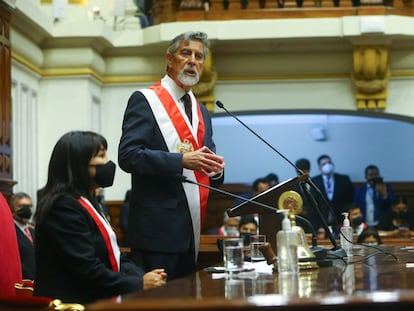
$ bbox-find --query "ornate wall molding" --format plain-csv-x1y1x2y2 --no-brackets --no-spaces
352,45,389,111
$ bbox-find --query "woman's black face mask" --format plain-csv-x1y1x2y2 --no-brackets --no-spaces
94,160,116,188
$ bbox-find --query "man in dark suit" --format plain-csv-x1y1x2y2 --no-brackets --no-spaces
311,155,354,234
11,192,35,280
118,31,225,281
353,164,394,227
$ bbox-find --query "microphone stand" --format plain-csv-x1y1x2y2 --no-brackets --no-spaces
216,100,345,260
179,175,326,261
216,101,298,170
299,181,345,261
178,175,284,215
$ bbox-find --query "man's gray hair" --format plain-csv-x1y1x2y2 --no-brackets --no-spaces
167,31,210,59
12,192,31,208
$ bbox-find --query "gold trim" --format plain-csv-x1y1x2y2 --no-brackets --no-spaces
49,299,85,311
12,51,414,84
219,73,350,81
41,0,87,5
12,52,41,75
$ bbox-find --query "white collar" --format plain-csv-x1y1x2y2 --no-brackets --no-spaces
161,75,193,101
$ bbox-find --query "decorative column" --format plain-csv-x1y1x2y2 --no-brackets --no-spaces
352,45,390,111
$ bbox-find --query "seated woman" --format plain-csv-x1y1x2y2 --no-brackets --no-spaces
357,227,382,245
34,131,166,303
377,196,414,238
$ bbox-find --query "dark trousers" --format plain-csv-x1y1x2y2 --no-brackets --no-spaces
131,247,196,281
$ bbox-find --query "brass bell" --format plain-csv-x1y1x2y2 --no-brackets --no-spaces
278,191,318,270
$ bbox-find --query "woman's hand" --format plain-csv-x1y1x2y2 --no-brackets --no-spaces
143,269,167,289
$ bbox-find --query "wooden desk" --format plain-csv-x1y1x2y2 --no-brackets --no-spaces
89,245,414,311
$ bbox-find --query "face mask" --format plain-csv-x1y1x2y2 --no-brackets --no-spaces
225,226,239,236
352,216,363,226
321,163,334,175
365,242,378,246
16,206,33,219
392,211,407,219
94,160,116,188
239,232,252,246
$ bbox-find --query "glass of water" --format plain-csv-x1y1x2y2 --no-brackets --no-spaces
250,234,266,261
223,238,244,277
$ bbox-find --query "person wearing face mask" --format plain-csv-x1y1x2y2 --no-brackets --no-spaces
311,154,354,234
353,165,394,227
348,205,367,235
118,31,225,281
34,131,167,303
11,192,35,280
377,196,414,237
357,227,382,245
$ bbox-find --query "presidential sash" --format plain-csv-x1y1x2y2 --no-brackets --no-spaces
141,82,210,256
78,197,120,272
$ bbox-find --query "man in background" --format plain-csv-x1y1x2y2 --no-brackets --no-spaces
311,155,354,233
353,164,394,227
11,192,35,280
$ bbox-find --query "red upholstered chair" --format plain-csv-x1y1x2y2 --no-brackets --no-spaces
0,194,84,310
15,280,35,296
0,192,23,298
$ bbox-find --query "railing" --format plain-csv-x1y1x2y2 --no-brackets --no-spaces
151,0,414,25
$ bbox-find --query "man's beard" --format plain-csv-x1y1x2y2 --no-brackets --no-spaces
178,69,200,86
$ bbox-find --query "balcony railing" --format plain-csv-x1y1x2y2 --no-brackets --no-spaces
151,0,413,25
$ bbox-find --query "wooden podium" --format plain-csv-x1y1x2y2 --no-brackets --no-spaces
227,174,309,252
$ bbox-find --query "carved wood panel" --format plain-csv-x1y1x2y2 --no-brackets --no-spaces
0,3,15,200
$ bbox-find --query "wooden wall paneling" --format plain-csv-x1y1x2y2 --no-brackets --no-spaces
0,2,15,200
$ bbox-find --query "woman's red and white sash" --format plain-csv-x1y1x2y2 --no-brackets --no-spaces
78,197,120,272
140,82,210,256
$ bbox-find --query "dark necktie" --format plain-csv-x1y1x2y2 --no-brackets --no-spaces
182,93,192,123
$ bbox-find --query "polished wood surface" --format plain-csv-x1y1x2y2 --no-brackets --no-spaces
89,245,414,310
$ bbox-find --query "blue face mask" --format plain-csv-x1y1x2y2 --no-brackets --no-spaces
94,160,116,188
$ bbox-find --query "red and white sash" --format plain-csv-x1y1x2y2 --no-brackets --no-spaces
140,82,210,256
78,197,120,272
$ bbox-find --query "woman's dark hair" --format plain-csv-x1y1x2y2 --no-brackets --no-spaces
357,227,382,244
35,131,107,224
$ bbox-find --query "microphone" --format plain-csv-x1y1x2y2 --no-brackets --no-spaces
215,100,343,255
215,101,304,175
177,174,325,259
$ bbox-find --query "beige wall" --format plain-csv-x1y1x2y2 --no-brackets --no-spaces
8,0,414,201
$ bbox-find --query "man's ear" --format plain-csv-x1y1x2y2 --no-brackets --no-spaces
166,52,173,68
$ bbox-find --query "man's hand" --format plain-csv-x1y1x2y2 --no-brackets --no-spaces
375,183,388,198
182,146,225,176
